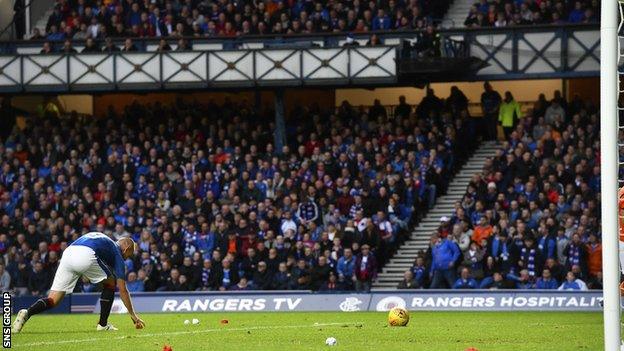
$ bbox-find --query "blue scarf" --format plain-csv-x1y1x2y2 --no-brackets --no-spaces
567,244,581,266
201,268,211,286
521,247,537,276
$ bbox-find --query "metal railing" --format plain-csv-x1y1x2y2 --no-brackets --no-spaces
0,23,598,51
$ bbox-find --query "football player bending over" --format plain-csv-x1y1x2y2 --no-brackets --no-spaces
12,232,145,332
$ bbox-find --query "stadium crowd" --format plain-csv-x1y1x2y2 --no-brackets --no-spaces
21,0,452,42
464,0,599,27
400,85,602,291
0,87,477,295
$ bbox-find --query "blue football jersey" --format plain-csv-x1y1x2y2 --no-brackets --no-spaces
71,232,126,279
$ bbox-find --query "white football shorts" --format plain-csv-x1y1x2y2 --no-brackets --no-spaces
50,245,110,293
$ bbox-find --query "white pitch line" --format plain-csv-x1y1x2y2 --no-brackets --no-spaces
13,321,362,348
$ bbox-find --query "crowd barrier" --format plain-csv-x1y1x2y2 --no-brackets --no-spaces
12,290,603,314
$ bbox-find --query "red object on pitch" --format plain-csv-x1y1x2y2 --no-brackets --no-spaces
464,348,479,351
220,319,229,324
163,345,173,351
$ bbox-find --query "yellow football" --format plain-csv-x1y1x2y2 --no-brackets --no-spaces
387,307,410,327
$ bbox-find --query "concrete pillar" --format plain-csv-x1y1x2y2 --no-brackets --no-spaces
254,89,261,111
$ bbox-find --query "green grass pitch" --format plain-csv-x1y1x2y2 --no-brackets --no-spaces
11,311,602,350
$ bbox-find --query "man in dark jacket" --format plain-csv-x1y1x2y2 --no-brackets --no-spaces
102,37,120,52
166,268,189,291
271,262,290,290
15,260,31,295
518,235,543,279
156,260,172,291
13,0,25,39
310,256,332,291
0,97,21,140
240,248,259,280
481,82,502,141
319,272,344,291
564,233,588,274
28,262,50,296
82,38,100,53
252,262,272,290
290,259,311,290
199,259,217,290
178,257,201,290
397,270,420,289
216,259,239,290
354,245,377,292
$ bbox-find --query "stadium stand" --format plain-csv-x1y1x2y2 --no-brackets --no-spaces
374,140,500,288
463,0,600,27
0,88,479,295
0,84,603,294
397,88,602,290
21,0,454,41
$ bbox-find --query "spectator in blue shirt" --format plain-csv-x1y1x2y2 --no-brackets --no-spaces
452,267,477,289
508,200,521,222
558,271,588,290
46,25,65,41
38,158,52,178
218,259,239,290
568,1,585,23
336,248,355,288
311,2,329,23
470,200,485,225
372,9,391,30
477,0,489,13
411,256,428,288
524,182,538,202
537,226,556,263
195,225,215,260
127,3,142,27
126,271,145,292
534,269,558,289
430,235,460,288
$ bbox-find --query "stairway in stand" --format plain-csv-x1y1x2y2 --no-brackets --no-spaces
443,0,475,29
373,141,499,289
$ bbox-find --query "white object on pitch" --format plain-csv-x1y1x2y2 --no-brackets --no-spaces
325,337,337,346
192,318,200,325
184,319,190,325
